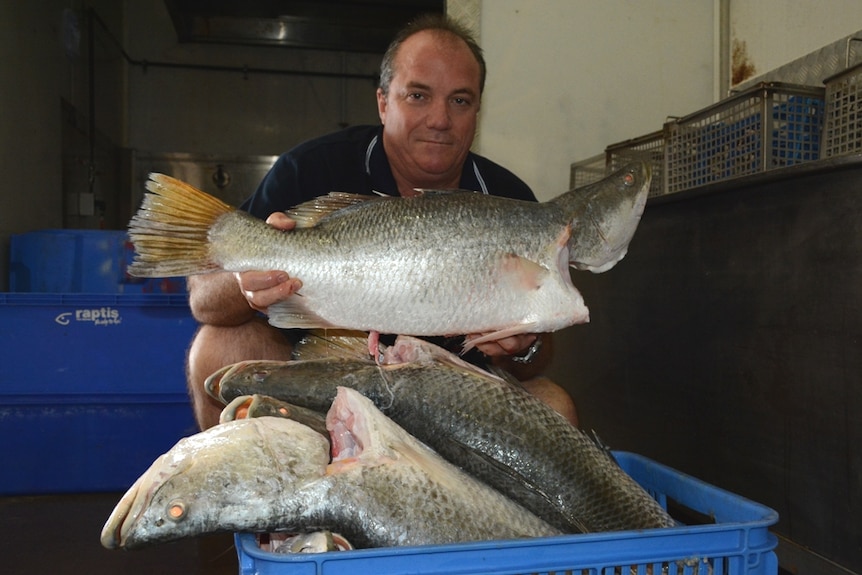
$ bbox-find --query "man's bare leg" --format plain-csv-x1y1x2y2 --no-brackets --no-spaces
186,317,294,430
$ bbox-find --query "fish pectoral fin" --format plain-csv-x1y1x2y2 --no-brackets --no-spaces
499,254,550,291
286,192,380,228
266,299,340,330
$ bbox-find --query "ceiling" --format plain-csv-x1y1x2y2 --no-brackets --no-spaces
163,0,445,53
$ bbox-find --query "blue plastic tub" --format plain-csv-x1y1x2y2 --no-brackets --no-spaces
0,293,198,494
235,451,779,575
8,229,185,294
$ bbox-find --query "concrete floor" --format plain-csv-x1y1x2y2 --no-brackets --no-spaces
0,493,237,575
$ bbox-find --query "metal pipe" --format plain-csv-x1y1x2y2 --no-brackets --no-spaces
88,8,378,83
88,8,96,194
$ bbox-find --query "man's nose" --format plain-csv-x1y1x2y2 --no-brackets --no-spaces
426,99,452,129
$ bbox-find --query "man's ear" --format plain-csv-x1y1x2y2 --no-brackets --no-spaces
376,88,387,124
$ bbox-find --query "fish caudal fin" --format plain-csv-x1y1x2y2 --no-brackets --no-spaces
127,173,233,277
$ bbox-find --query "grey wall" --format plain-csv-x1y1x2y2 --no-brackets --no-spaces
0,1,381,290
547,159,862,573
123,2,381,157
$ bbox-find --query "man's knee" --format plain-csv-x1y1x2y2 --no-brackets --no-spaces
186,318,294,430
521,376,579,427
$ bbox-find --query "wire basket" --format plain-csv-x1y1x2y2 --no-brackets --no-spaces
606,131,665,197
569,153,608,189
823,62,862,157
663,83,825,194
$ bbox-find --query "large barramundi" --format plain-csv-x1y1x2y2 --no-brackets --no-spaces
206,335,675,534
127,163,649,347
100,387,560,550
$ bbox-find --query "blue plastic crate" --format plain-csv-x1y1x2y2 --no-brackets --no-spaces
235,451,778,575
8,229,186,294
0,293,199,494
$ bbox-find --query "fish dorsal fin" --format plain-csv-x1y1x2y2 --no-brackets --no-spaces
286,192,380,228
292,329,374,361
411,188,474,196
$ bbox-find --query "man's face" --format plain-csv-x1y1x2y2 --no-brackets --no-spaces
377,30,481,189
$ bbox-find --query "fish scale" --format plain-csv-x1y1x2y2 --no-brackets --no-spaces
207,191,583,335
209,336,676,534
100,388,560,549
128,163,650,345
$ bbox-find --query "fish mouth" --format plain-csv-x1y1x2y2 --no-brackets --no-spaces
100,457,164,549
203,364,233,400
219,395,255,423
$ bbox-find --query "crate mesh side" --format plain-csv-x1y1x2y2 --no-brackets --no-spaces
770,92,823,167
608,137,665,198
824,67,862,157
570,154,608,189
665,95,764,194
665,87,823,194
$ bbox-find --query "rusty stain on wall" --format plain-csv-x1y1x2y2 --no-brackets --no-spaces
732,38,757,85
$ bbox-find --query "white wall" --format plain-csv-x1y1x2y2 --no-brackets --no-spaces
476,0,717,200
730,0,862,86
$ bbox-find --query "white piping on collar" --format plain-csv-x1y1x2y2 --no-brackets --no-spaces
472,159,489,194
365,134,378,175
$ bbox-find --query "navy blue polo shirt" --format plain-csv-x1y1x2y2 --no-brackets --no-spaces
239,124,537,361
241,124,536,218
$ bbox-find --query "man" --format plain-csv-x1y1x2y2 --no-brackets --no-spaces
187,14,578,430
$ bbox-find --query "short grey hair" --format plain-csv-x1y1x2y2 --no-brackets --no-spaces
378,13,486,96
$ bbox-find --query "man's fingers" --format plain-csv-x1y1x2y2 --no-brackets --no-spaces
265,212,296,230
465,333,537,357
234,271,302,312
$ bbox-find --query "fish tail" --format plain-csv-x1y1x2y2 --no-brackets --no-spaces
127,173,233,277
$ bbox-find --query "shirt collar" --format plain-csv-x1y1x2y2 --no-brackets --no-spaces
365,127,488,196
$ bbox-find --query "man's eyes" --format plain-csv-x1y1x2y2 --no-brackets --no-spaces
404,93,473,107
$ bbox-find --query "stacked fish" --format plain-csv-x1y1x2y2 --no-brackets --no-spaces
101,163,674,551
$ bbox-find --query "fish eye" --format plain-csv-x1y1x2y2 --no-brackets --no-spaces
623,172,635,186
167,500,187,522
253,371,268,383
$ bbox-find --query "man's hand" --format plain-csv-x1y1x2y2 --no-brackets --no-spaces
465,333,539,358
234,212,302,313
235,270,302,313
466,332,552,383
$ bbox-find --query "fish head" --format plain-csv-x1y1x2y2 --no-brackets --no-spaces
204,359,290,403
555,161,651,273
99,450,219,550
206,358,370,409
100,417,330,549
220,394,330,437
